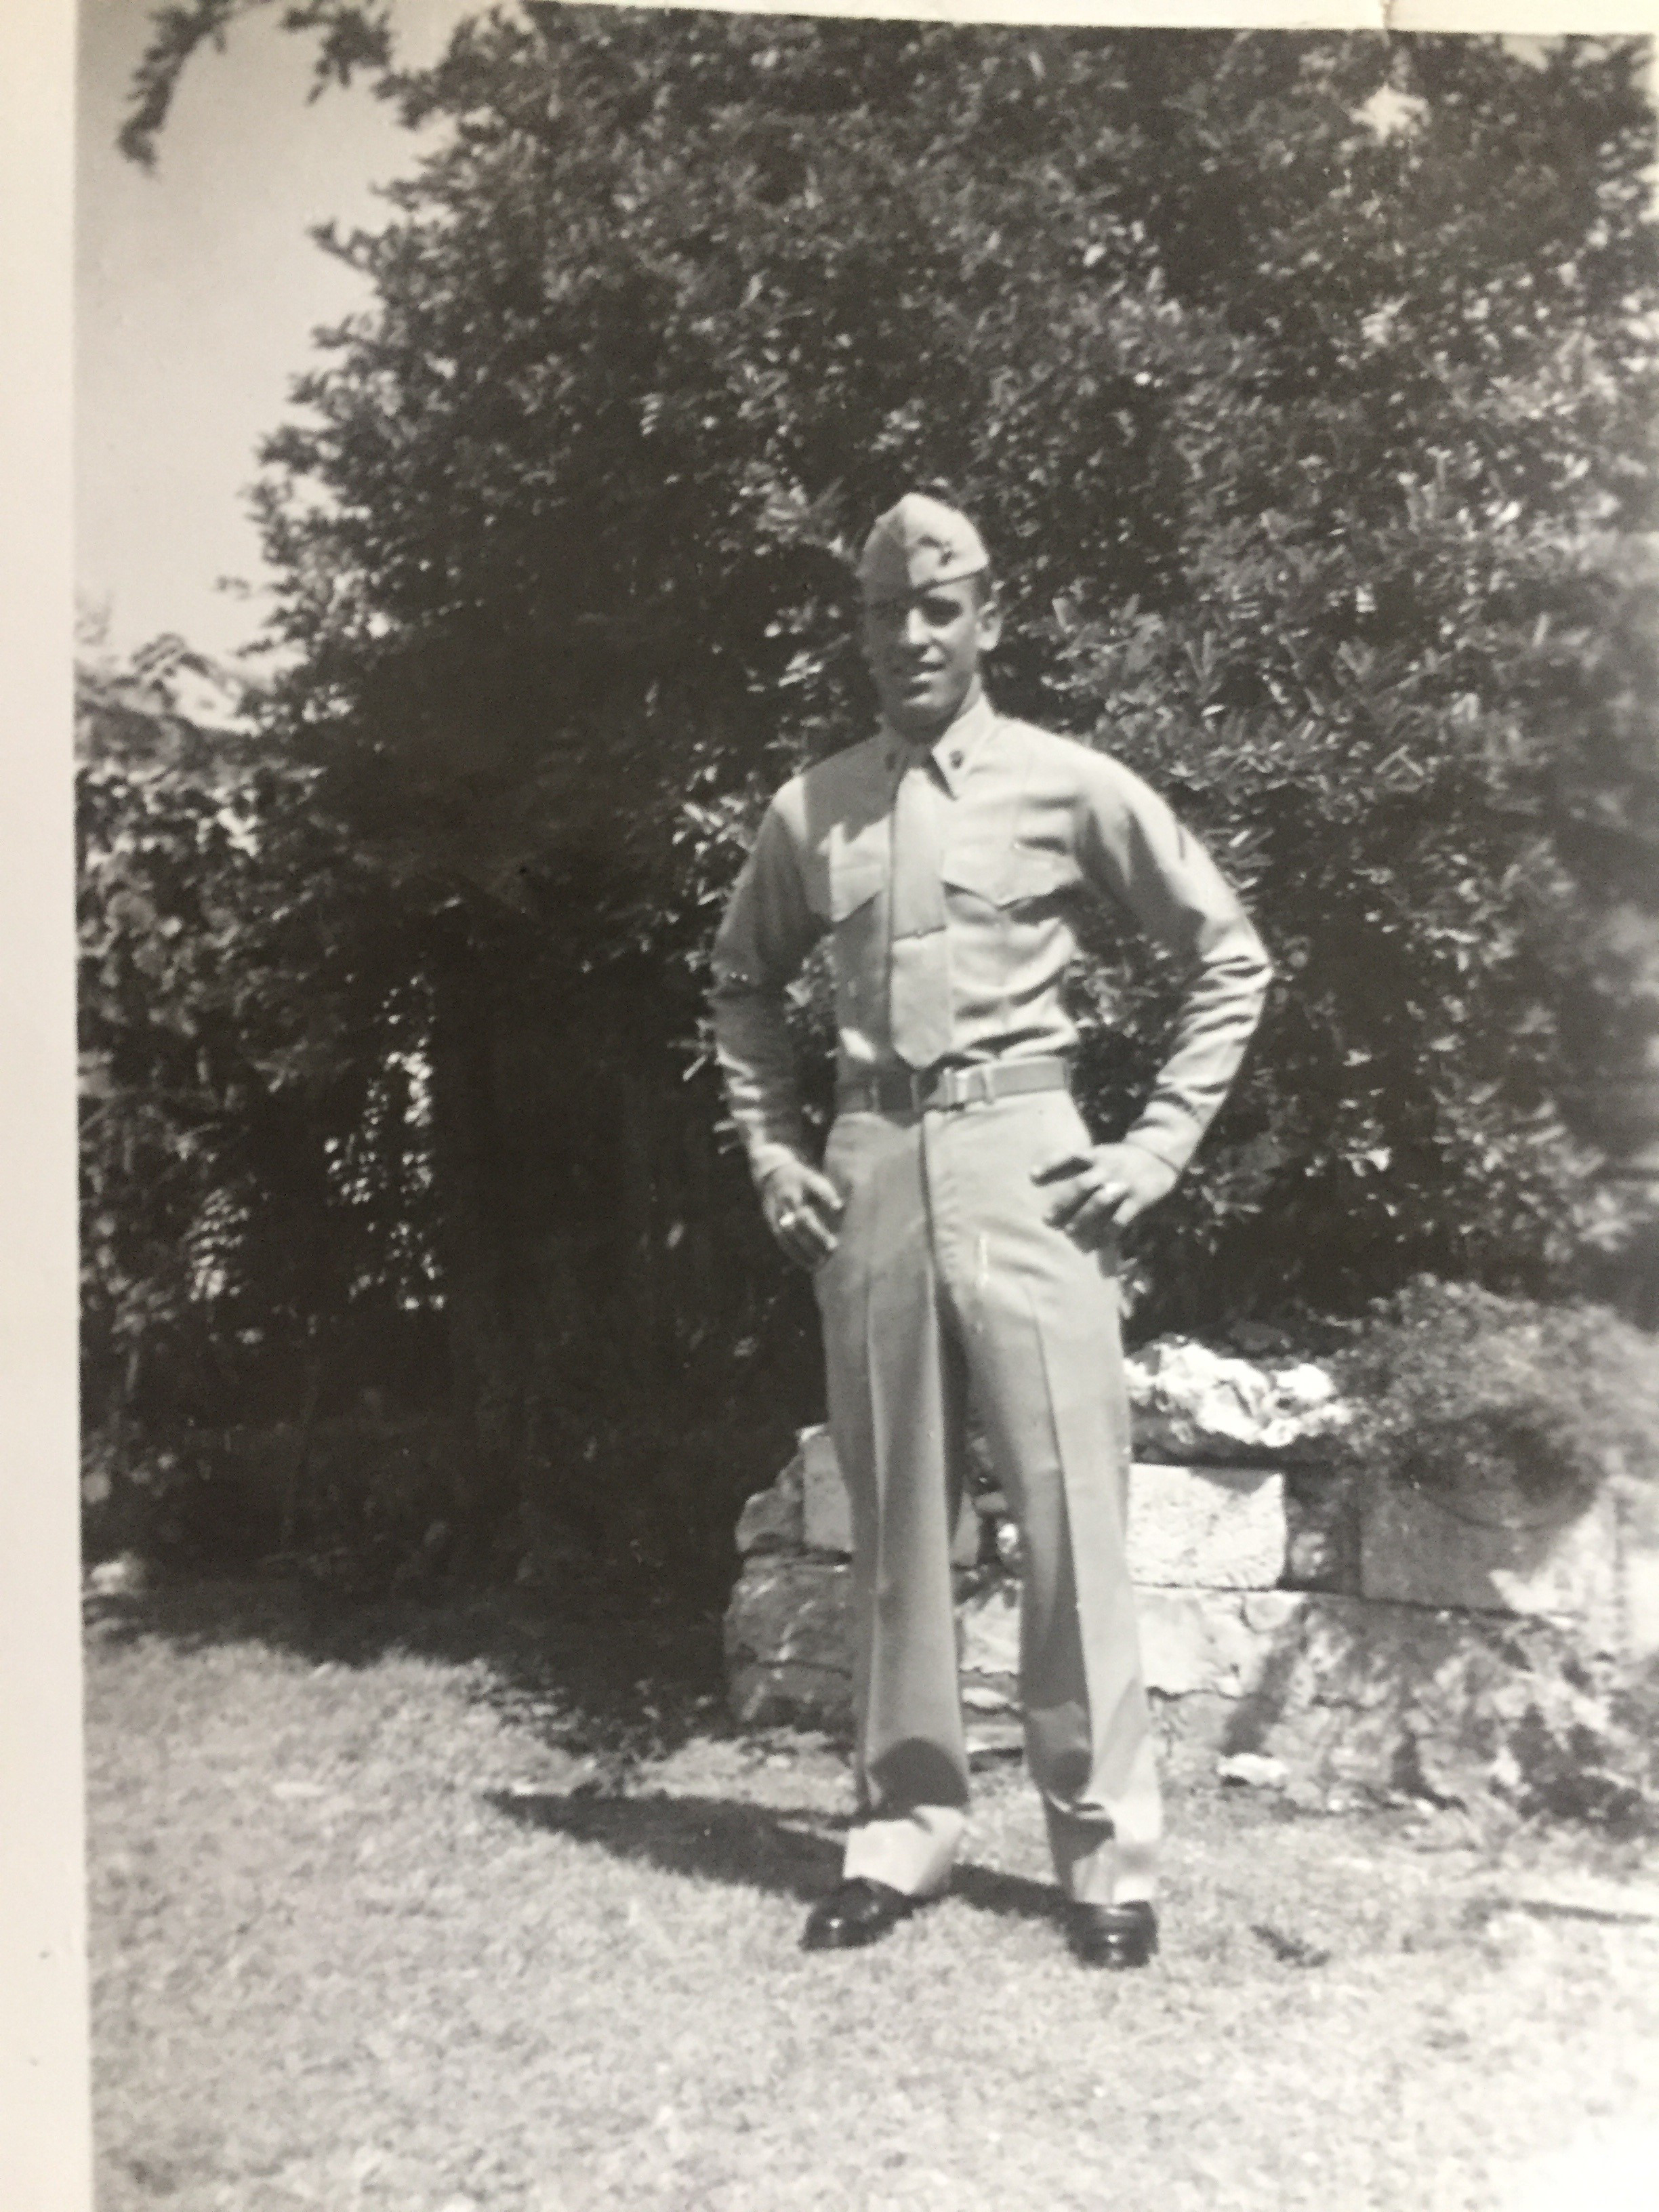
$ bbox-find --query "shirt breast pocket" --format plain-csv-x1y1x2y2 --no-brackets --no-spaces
943,840,1077,914
819,823,887,926
830,855,884,924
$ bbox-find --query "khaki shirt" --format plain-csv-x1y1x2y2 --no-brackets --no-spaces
711,691,1272,1187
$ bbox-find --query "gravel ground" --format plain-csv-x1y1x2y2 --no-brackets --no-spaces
87,1579,1659,2212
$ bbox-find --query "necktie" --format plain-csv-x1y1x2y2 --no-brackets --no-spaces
888,752,952,1070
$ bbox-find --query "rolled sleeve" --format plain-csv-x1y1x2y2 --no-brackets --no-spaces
1079,757,1273,1176
709,793,825,1186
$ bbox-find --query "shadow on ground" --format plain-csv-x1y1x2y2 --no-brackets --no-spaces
488,1786,1063,1921
83,1573,748,1766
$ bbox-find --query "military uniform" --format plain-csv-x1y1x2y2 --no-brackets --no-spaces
711,497,1271,1921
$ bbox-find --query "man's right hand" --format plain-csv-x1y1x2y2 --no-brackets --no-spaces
760,1158,844,1271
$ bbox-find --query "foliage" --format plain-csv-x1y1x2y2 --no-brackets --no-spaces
118,0,394,169
1337,1275,1659,1512
137,17,1658,1320
102,18,1659,1573
77,628,819,1582
1037,37,1659,1319
77,637,439,1467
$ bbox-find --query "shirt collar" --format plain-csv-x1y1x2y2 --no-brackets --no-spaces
880,687,997,798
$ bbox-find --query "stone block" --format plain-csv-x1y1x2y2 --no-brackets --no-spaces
797,1422,981,1565
723,1555,853,1727
1216,1595,1654,1822
1149,1691,1236,1783
1126,1462,1287,1589
1134,1587,1309,1700
1139,1593,1570,1807
725,1554,852,1673
734,1452,804,1556
800,1425,852,1554
722,1546,1656,1826
1360,1479,1621,1641
1135,1590,1209,1697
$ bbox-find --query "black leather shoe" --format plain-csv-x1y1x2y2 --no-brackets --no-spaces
1067,1899,1159,1969
802,1877,918,1951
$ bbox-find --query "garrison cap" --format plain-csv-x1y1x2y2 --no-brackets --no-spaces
858,493,989,605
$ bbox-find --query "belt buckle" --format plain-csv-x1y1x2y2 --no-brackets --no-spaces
926,1064,977,1113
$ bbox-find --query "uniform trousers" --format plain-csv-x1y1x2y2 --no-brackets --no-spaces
813,1086,1160,1908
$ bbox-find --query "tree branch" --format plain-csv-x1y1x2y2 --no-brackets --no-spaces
120,0,396,169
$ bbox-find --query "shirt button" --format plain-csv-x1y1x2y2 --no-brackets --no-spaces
949,751,962,768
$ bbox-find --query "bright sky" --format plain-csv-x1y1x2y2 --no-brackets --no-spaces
76,0,477,663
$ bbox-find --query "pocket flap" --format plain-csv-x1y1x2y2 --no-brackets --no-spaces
943,839,1076,909
827,823,887,920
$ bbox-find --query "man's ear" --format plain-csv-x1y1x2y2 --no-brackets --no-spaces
975,592,1003,654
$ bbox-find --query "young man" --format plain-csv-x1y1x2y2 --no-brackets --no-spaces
710,493,1271,1966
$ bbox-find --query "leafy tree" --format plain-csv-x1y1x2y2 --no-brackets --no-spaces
77,634,441,1550
106,16,1659,1563
1036,36,1659,1316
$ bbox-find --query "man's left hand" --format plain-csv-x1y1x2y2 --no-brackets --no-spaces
1031,1142,1177,1247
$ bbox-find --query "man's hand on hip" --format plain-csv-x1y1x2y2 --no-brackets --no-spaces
760,1158,845,1270
1032,1142,1177,1247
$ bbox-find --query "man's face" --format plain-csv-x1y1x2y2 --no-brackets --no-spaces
860,576,1001,738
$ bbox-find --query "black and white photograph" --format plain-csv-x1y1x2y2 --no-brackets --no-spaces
27,1,1659,2205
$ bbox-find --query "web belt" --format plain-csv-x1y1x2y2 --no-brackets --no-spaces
836,1056,1071,1118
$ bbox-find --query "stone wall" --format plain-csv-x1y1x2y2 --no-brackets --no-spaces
724,1340,1659,1821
